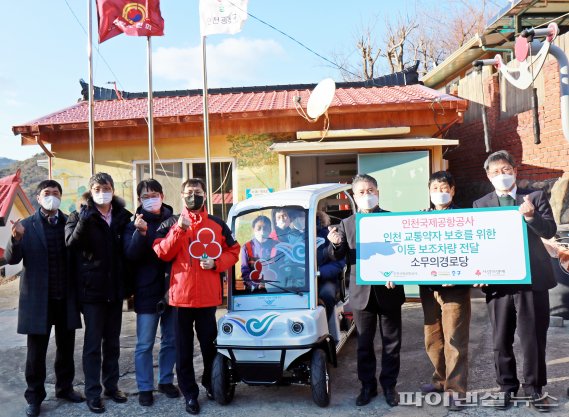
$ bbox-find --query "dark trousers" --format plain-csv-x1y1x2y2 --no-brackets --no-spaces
174,306,217,400
486,289,549,394
82,301,123,400
353,287,402,390
25,299,76,405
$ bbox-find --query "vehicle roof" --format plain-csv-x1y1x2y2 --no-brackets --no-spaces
228,183,351,217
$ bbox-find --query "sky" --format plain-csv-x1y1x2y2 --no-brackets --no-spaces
1,0,466,161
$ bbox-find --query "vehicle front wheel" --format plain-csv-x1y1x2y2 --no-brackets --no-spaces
212,353,235,405
310,348,330,407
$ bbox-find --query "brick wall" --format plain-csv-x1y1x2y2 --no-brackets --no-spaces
447,54,569,209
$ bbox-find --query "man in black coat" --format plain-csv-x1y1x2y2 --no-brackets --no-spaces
65,173,132,414
328,174,405,408
5,180,83,417
473,150,557,412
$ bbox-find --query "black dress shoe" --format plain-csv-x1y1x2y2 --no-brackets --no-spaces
56,389,85,403
158,383,180,398
355,386,378,406
103,389,127,403
494,391,515,409
25,403,40,417
530,393,551,413
384,387,399,407
86,397,105,414
186,398,200,415
138,391,154,406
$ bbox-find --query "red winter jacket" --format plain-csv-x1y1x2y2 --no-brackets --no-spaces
152,207,240,308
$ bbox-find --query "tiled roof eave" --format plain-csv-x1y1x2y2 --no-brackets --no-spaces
13,99,468,135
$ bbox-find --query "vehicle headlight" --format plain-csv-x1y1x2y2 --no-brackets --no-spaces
221,322,233,335
291,321,304,334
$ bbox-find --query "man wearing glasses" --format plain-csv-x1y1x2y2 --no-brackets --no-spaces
473,150,557,412
65,173,133,413
153,178,240,415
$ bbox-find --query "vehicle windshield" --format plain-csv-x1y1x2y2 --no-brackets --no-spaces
233,206,308,295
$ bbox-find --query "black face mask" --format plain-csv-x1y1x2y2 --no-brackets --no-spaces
184,194,204,210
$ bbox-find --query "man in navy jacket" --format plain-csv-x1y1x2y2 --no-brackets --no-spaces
124,179,179,406
5,180,83,417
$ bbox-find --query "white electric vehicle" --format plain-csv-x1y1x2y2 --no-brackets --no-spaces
212,184,356,407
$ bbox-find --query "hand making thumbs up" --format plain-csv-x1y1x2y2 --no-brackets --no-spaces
519,194,535,220
134,213,148,235
327,226,342,245
11,219,25,241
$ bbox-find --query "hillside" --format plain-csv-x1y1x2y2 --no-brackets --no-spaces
0,153,48,210
0,157,16,169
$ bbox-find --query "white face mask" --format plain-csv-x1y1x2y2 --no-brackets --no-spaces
254,231,269,243
292,217,305,231
490,174,516,192
93,192,113,205
142,197,162,212
430,192,451,206
355,194,379,210
276,219,289,229
40,195,61,211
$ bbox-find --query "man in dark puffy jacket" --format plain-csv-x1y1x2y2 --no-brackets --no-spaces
65,172,132,414
124,179,179,407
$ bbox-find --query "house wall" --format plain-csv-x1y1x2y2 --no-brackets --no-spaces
1,197,31,277
51,133,280,214
445,41,569,223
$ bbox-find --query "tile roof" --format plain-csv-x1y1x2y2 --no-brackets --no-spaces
13,84,465,133
0,170,34,227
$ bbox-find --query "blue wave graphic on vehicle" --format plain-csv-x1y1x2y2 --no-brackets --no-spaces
228,313,279,337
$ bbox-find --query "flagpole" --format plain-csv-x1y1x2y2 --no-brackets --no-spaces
87,0,95,176
201,35,214,214
147,36,156,179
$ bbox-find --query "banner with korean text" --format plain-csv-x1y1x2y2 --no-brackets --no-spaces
356,207,531,285
199,0,248,36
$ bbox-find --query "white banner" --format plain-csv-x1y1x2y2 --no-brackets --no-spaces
356,207,531,285
199,0,249,36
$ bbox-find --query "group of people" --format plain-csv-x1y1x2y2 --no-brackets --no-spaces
7,175,239,416
4,149,561,415
326,150,557,412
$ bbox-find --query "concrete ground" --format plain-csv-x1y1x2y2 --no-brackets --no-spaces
1,279,568,417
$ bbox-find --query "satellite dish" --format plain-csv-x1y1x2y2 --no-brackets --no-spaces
306,78,336,120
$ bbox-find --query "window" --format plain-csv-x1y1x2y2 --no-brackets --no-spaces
136,162,183,213
233,207,308,295
134,159,234,219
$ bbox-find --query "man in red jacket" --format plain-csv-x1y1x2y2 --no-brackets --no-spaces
153,178,240,415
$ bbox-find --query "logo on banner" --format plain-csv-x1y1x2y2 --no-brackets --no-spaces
123,3,146,24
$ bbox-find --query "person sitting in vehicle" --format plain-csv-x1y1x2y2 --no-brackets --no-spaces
316,210,346,321
288,208,307,245
269,208,293,243
241,215,277,292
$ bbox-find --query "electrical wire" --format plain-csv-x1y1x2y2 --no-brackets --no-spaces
226,0,363,80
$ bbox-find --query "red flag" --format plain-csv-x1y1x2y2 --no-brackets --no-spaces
96,0,164,43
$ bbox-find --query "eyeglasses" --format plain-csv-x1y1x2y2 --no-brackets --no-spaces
488,166,514,176
183,191,204,197
140,193,161,201
91,186,113,193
